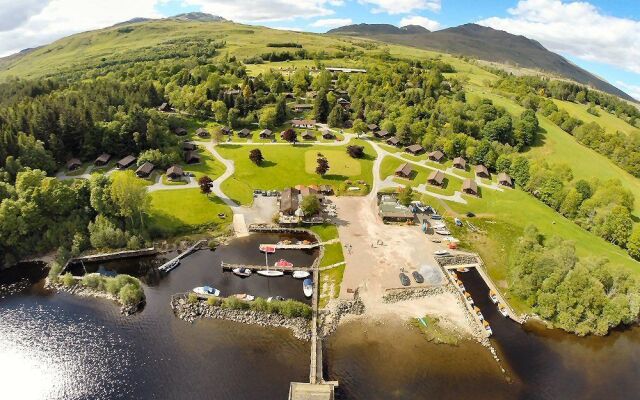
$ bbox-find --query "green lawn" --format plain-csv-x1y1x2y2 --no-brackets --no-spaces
422,186,640,279
320,242,345,268
217,140,375,205
309,224,339,242
380,156,461,195
148,188,232,235
185,150,226,181
304,149,362,175
553,99,640,136
319,264,346,309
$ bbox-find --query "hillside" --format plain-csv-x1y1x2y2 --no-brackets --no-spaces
328,23,635,102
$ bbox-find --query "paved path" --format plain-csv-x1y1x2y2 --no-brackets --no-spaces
219,132,357,147
147,175,198,192
203,142,240,208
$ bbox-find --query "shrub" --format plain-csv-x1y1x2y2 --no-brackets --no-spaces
250,297,268,312
119,283,143,306
185,292,198,304
61,273,76,287
222,296,249,310
82,274,104,289
278,300,312,319
48,261,63,283
206,297,220,306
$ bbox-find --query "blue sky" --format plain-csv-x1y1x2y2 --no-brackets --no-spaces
0,0,638,100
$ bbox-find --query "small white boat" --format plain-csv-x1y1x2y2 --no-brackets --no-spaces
303,278,313,298
498,303,509,317
456,267,470,273
267,296,285,302
435,229,451,235
434,250,450,256
292,270,311,279
483,320,493,336
489,290,499,304
464,292,474,305
274,259,294,268
258,270,285,277
456,280,465,291
234,293,255,301
433,223,447,229
232,267,252,277
193,286,220,296
474,306,484,321
259,244,276,253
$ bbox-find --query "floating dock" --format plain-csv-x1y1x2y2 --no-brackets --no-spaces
158,240,206,273
261,243,319,250
221,262,314,273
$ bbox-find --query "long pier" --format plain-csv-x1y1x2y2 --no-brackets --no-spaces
261,243,320,250
72,247,158,263
158,239,206,273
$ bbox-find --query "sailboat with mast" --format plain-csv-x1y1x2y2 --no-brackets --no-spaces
257,247,284,277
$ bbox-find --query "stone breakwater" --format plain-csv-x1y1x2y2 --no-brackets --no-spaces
170,295,312,341
319,299,365,337
382,286,448,303
44,278,142,315
435,254,480,267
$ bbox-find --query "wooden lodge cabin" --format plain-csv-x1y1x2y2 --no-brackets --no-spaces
283,92,295,99
136,162,154,178
321,129,335,139
498,172,513,187
374,130,392,139
378,195,414,223
260,129,274,139
395,163,414,179
280,187,300,216
292,119,316,129
405,144,425,155
386,137,400,146
291,104,313,113
94,153,111,166
166,165,184,180
116,155,136,169
302,130,316,140
453,156,466,170
343,119,353,129
184,151,200,164
462,179,479,196
475,165,490,179
238,128,252,138
220,126,232,135
196,128,209,138
427,170,445,186
367,123,379,132
182,142,197,151
337,98,351,110
174,127,187,136
66,158,82,171
428,150,445,163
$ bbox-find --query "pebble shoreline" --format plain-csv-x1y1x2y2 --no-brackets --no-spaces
45,278,142,315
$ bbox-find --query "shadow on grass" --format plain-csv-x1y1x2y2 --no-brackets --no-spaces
257,160,277,168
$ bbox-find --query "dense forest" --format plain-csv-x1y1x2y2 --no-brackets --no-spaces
510,225,640,335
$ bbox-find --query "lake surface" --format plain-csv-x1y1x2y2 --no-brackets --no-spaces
2,239,640,399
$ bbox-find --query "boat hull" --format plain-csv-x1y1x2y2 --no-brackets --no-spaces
257,270,284,277
292,271,310,279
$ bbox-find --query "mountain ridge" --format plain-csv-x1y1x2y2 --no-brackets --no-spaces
328,23,635,102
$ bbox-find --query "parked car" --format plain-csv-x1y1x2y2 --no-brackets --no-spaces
253,189,263,196
412,271,424,284
431,214,442,220
399,273,411,286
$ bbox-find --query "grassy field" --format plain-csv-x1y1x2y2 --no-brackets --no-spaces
147,188,232,235
467,87,640,216
217,140,375,205
380,155,462,195
553,99,640,136
422,186,640,275
309,224,340,242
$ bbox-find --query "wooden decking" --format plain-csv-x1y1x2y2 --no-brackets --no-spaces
221,262,314,273
158,240,206,273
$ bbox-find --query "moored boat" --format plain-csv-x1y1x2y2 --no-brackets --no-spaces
267,296,285,302
489,289,498,304
498,303,509,317
257,270,285,277
232,267,252,277
455,279,465,291
274,259,293,268
259,244,276,253
483,320,493,336
292,270,310,279
303,278,313,298
234,293,255,301
464,291,474,305
474,306,484,321
435,229,451,235
456,267,469,273
193,286,220,296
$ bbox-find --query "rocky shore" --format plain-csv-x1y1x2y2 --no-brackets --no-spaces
319,298,365,337
45,278,143,315
170,295,312,341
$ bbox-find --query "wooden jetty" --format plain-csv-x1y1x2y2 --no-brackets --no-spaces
72,247,157,263
221,262,314,273
158,239,206,273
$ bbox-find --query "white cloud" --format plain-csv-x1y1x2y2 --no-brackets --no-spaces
615,81,640,102
0,0,49,31
478,0,640,75
183,0,337,22
359,0,441,15
399,15,440,30
310,18,352,28
0,0,161,57
272,26,307,32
